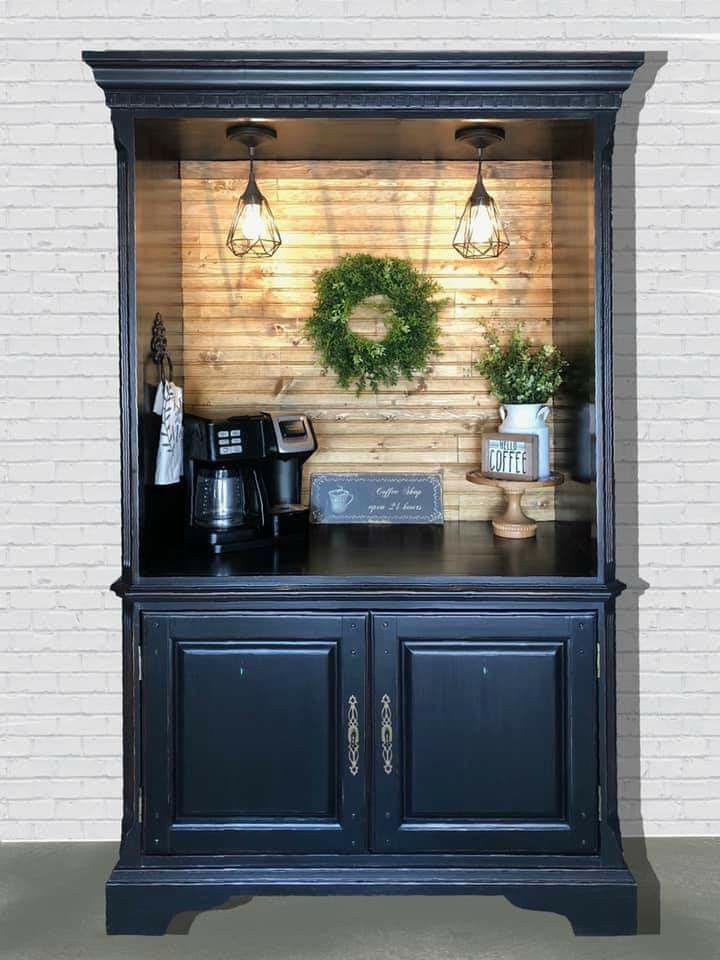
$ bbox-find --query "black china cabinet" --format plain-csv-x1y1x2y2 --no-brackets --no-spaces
83,50,644,936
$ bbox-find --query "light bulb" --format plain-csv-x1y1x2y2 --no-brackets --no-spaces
467,202,495,246
238,202,264,244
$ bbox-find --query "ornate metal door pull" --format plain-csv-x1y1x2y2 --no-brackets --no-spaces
380,693,393,774
347,694,360,776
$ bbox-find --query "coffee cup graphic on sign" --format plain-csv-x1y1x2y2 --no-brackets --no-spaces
328,488,354,515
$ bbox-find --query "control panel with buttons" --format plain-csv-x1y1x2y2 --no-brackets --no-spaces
215,426,243,455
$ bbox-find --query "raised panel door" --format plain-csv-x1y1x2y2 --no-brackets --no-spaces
142,613,367,854
371,613,598,854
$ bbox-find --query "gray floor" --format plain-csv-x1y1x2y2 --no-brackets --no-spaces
0,840,718,960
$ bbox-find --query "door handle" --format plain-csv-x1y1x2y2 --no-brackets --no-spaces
380,693,393,774
347,694,360,777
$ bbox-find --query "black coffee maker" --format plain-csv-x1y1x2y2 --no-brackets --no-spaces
183,411,317,553
183,412,276,553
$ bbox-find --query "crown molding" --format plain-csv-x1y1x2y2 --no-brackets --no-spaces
82,50,645,114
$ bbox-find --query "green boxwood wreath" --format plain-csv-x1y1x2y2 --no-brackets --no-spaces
305,253,444,394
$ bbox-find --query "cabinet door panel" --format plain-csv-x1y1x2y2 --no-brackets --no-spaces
176,643,336,818
372,614,597,854
143,613,367,855
405,642,563,819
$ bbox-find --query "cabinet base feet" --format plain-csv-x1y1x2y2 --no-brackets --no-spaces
106,879,253,935
107,864,636,936
505,881,637,936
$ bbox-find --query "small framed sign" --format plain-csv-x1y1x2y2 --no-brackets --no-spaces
481,432,538,481
310,472,443,524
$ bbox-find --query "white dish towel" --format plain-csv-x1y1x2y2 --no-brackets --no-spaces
153,380,184,485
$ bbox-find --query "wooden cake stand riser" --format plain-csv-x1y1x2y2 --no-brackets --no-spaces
465,471,564,539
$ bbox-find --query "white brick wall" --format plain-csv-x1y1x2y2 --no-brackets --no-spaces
0,2,718,841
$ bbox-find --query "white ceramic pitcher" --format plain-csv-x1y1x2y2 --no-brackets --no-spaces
499,403,551,479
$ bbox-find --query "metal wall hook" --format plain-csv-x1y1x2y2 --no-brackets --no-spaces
150,312,174,383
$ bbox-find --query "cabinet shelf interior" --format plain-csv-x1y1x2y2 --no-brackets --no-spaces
136,115,599,581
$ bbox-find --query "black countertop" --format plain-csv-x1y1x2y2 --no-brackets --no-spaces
140,521,596,582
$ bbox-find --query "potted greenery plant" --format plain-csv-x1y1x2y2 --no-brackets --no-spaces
476,326,568,479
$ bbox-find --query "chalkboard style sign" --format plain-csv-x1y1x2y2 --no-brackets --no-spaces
481,433,538,481
310,473,443,524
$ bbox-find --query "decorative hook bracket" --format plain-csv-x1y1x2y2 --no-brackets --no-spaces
150,312,173,383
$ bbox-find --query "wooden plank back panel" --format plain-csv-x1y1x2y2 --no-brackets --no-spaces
180,159,566,521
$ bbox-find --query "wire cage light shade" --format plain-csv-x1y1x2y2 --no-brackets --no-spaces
226,123,282,258
226,179,281,257
453,125,509,260
452,192,509,259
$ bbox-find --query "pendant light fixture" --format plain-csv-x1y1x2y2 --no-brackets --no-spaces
226,123,281,258
453,125,509,259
